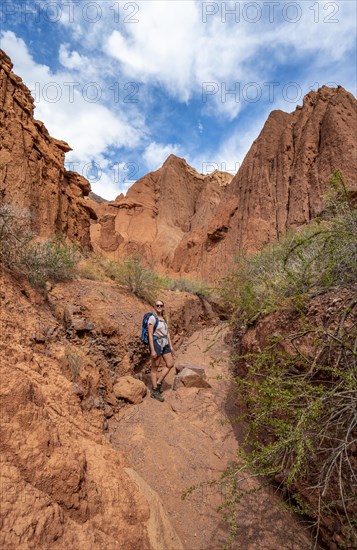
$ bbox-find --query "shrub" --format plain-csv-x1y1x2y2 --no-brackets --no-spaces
220,175,357,322
108,258,162,303
170,277,213,298
0,204,33,270
22,235,79,288
0,204,79,287
226,313,357,548
76,257,106,281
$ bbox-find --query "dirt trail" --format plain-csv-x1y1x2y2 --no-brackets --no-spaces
109,324,317,550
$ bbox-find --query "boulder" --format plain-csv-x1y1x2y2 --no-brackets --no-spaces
113,376,147,404
71,318,95,333
103,404,114,418
173,367,211,391
175,362,206,377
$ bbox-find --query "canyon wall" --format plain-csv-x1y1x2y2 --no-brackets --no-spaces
90,86,356,281
0,49,95,248
172,86,357,279
89,155,232,272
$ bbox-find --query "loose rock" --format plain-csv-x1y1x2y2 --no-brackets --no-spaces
173,367,211,390
113,376,147,404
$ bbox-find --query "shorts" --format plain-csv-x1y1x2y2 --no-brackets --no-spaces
152,338,171,357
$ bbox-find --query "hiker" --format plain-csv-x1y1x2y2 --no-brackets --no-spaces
148,300,174,402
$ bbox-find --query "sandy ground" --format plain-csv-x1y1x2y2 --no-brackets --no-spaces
109,324,319,550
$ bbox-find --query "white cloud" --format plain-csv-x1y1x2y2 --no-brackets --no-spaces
104,1,199,102
58,44,88,70
2,0,356,199
1,31,147,198
100,0,355,119
143,142,184,172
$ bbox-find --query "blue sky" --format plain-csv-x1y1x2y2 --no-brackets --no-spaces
1,0,356,199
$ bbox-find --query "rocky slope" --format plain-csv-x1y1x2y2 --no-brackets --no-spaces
172,86,357,279
235,287,357,548
0,51,216,548
0,49,96,248
89,155,232,272
0,270,214,549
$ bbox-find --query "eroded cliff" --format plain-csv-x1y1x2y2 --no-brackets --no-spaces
173,86,357,279
0,49,96,248
89,155,232,272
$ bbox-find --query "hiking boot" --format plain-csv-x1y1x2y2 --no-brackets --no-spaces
151,388,164,402
157,382,163,394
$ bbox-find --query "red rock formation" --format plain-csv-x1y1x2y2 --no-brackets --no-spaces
90,87,356,281
89,155,232,271
0,49,95,248
0,272,191,549
173,86,357,279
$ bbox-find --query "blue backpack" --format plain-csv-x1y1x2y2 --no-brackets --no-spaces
141,312,159,344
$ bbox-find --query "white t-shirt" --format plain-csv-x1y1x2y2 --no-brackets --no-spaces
148,315,168,340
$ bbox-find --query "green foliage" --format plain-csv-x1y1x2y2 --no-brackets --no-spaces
22,235,79,288
156,274,174,290
220,174,357,322
229,320,357,545
106,257,163,303
76,257,106,280
94,257,213,302
210,310,356,547
170,277,213,298
0,205,79,288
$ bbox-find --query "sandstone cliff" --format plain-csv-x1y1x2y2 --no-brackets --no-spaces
90,86,356,281
172,86,357,279
0,49,96,248
89,155,232,271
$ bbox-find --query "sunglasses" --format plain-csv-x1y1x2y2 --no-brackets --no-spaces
156,304,164,308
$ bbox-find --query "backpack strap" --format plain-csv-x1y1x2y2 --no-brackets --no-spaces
152,313,159,334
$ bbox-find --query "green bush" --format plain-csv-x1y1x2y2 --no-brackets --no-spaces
0,204,33,270
225,317,357,548
76,257,106,280
23,235,79,288
220,174,357,322
0,205,79,288
170,277,212,298
107,257,162,303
